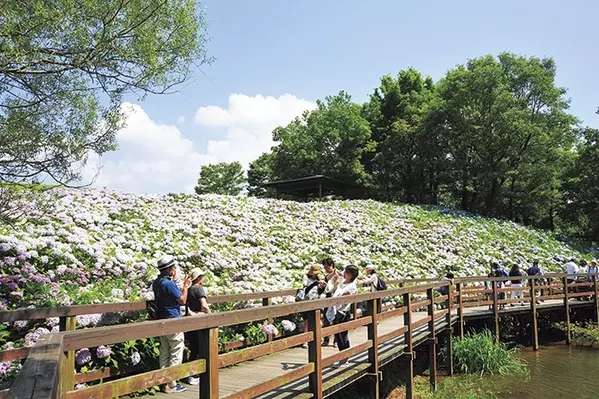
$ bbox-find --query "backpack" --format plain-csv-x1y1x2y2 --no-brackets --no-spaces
376,277,387,291
296,280,319,302
146,300,159,320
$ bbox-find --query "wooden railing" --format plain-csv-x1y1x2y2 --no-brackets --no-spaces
5,272,599,399
7,281,458,399
0,277,433,369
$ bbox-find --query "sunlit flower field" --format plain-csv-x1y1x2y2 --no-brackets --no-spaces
1,188,586,312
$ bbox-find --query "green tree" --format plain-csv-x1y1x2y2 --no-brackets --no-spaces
0,0,211,187
271,91,374,185
562,128,599,239
433,53,576,220
195,162,245,195
362,69,439,202
247,152,274,197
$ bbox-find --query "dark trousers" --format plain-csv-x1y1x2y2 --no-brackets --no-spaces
185,330,201,377
334,311,351,351
322,308,333,344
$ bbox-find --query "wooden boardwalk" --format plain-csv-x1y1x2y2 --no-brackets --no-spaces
153,298,594,399
7,274,598,399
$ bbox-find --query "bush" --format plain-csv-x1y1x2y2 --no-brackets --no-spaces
452,330,529,377
554,322,599,346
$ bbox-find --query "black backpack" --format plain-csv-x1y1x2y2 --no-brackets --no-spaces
376,277,387,291
146,300,159,320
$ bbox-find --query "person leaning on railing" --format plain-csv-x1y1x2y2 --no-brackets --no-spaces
326,264,359,368
184,267,211,386
152,255,192,394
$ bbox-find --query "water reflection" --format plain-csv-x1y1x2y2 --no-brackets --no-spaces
499,345,599,399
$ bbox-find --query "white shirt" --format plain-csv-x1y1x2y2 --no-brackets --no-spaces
332,280,357,313
564,262,579,276
362,274,379,292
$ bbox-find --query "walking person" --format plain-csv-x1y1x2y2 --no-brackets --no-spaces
491,261,508,310
184,267,210,386
327,264,359,368
588,259,598,275
509,264,525,306
318,258,342,347
152,255,191,393
300,264,322,348
527,260,543,303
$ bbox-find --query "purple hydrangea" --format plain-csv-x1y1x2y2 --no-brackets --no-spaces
24,327,50,347
96,345,112,359
75,348,92,365
260,324,278,335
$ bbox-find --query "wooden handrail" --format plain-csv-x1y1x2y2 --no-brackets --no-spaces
61,282,448,351
8,333,63,399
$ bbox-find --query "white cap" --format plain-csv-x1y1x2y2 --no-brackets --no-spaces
365,265,376,270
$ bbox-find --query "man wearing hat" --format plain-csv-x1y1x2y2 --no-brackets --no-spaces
184,268,210,385
152,255,192,393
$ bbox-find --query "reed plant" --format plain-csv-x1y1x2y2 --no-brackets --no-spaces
452,330,529,377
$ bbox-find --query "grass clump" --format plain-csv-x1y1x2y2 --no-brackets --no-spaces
411,376,499,399
452,330,529,377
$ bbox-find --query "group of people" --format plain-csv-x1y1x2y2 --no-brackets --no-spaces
486,258,599,309
151,254,599,392
297,259,384,367
150,255,381,392
152,255,211,393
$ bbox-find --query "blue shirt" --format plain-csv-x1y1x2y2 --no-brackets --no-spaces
152,276,182,319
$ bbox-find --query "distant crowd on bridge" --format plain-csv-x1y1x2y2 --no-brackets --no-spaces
149,254,597,393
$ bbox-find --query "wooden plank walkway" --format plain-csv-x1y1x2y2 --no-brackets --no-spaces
151,298,595,399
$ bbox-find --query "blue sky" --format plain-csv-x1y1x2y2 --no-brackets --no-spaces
88,0,599,193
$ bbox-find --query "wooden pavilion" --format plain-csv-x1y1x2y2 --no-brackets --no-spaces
261,175,363,201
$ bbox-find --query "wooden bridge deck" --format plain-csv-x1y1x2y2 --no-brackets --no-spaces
153,298,595,399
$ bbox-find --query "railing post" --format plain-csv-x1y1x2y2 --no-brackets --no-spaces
593,275,599,323
530,279,539,351
456,282,464,339
352,302,359,320
492,280,500,344
199,327,219,399
402,293,414,399
445,283,453,376
307,310,323,399
562,277,571,345
263,297,273,343
366,299,379,398
58,316,76,399
426,288,436,393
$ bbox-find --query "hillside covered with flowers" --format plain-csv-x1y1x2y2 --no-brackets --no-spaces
0,188,589,312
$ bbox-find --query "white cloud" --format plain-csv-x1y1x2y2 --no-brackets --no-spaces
194,93,316,165
81,94,316,194
177,115,185,124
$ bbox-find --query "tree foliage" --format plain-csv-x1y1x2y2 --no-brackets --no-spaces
195,162,245,196
248,52,599,239
270,91,374,185
0,0,211,186
247,152,274,197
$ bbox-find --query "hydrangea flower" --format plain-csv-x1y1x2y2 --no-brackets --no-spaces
130,351,141,366
281,320,296,332
260,324,278,335
96,345,112,359
75,348,92,365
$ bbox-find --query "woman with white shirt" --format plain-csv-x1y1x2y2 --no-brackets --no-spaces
360,265,379,292
328,264,359,368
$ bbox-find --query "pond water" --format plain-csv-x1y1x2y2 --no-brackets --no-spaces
499,344,599,399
